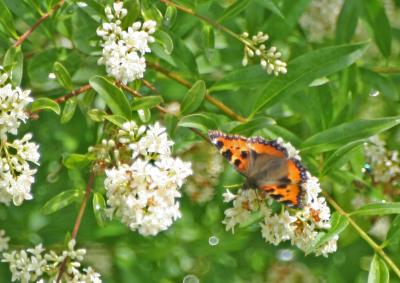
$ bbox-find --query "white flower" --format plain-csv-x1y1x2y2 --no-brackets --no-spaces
0,80,33,138
104,122,192,236
364,135,400,183
2,240,102,282
0,134,40,206
97,3,156,84
0,230,9,252
241,32,287,76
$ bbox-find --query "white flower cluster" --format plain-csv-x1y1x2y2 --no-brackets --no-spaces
299,0,343,42
1,239,101,283
0,230,10,253
97,2,156,84
0,70,39,206
241,32,287,76
364,135,400,184
183,142,224,203
103,121,192,236
222,139,337,257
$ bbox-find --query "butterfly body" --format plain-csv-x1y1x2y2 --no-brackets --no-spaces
208,130,307,208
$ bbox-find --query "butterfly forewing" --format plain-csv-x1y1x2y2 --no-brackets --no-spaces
208,131,250,174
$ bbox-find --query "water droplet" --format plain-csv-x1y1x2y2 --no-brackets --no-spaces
183,274,199,283
95,204,101,210
362,163,372,174
208,235,219,246
369,89,380,97
277,249,294,261
48,73,56,79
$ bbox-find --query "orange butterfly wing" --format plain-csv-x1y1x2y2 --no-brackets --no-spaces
209,131,307,208
259,159,306,207
208,130,250,173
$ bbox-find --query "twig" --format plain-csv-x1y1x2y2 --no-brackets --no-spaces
54,84,92,104
116,81,168,114
159,0,249,48
56,171,96,282
323,191,400,278
13,0,65,47
148,62,247,123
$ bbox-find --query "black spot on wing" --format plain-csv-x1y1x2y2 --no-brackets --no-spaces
222,149,232,161
240,151,248,159
270,194,283,200
216,141,224,149
234,159,241,166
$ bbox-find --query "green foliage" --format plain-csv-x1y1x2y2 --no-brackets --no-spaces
1,0,400,282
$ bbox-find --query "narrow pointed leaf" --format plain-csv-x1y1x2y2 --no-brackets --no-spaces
181,80,206,115
54,62,73,91
89,76,132,119
178,113,217,133
60,98,77,124
131,96,163,110
350,202,400,216
251,42,369,116
301,117,400,153
30,98,61,115
42,189,83,215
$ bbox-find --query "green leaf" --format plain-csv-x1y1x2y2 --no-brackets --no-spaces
230,117,276,136
137,108,151,123
336,0,359,43
359,0,391,57
154,30,174,54
0,0,17,38
89,76,132,119
42,189,83,215
60,98,77,124
210,65,271,92
250,42,369,117
360,68,399,100
368,254,381,283
104,115,129,128
163,6,177,28
263,0,310,39
351,202,400,216
218,0,251,22
121,0,140,29
384,215,400,247
379,258,390,283
201,24,215,49
181,80,206,115
321,140,365,176
30,98,61,115
131,96,163,111
308,212,349,253
93,192,107,227
141,0,163,23
63,153,92,169
87,109,106,122
261,125,302,146
301,117,400,153
254,0,285,19
54,62,73,91
178,113,218,133
3,46,23,86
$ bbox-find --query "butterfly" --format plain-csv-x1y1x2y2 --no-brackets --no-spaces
208,130,307,208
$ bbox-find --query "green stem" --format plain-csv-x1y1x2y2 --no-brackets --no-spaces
160,0,255,51
324,192,400,279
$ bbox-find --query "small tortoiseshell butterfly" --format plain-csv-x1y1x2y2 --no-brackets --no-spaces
209,130,307,208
